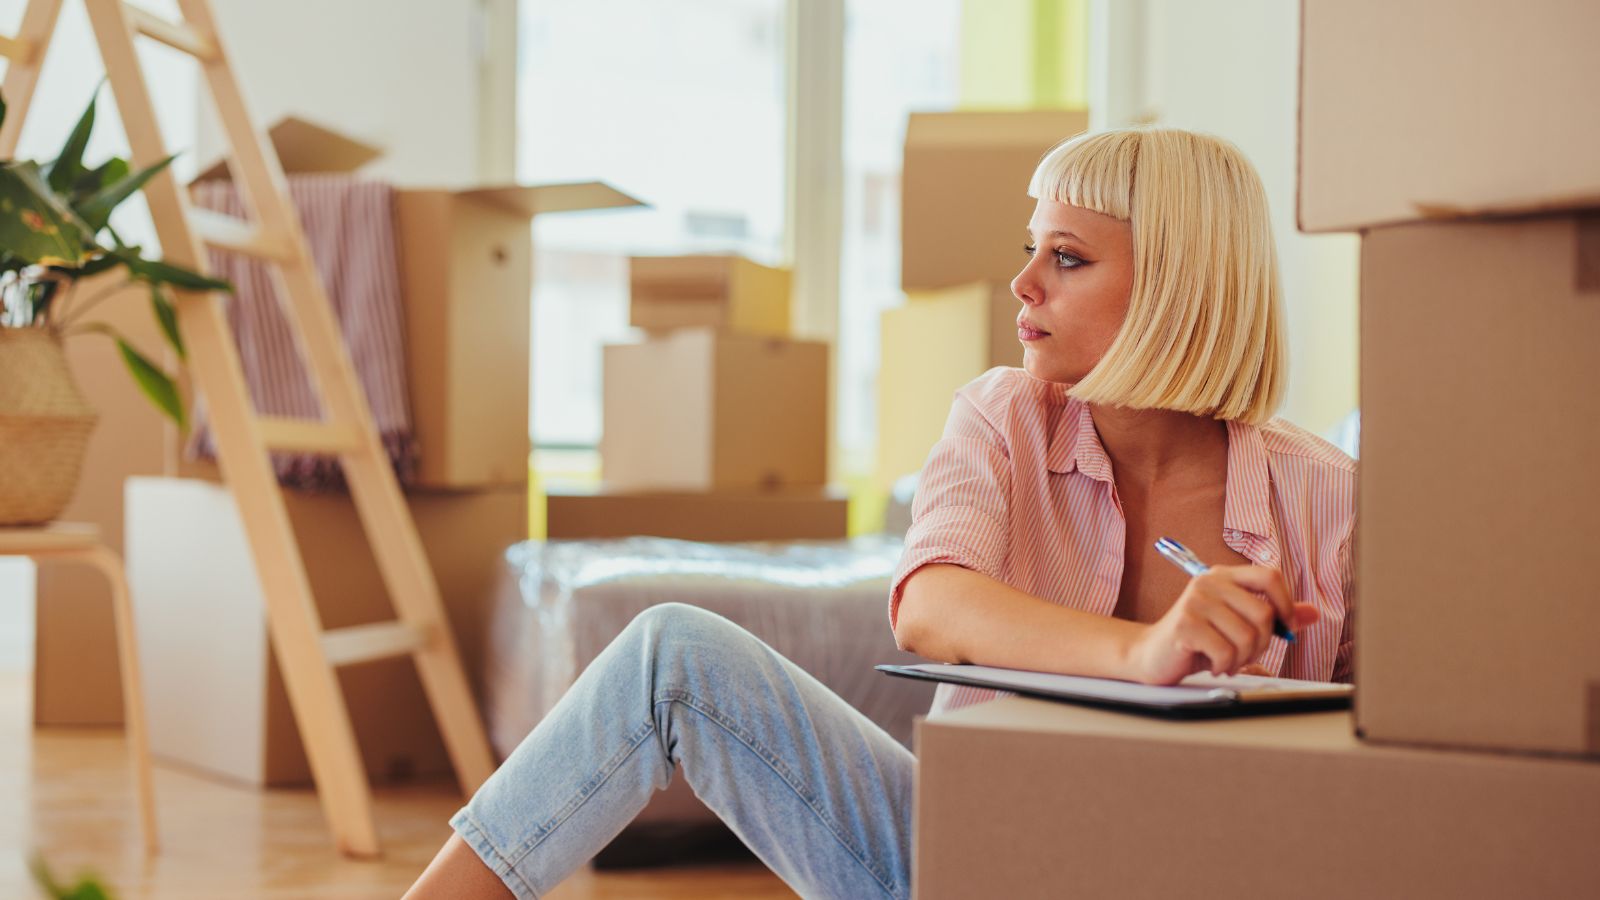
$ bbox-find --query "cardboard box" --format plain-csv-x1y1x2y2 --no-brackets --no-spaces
1298,0,1600,233
545,486,847,542
193,116,642,488
916,697,1600,899
125,477,526,786
877,282,1020,486
1357,213,1600,758
901,110,1088,291
630,255,791,337
601,329,829,491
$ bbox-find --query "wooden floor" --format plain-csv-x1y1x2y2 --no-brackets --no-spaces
0,672,795,899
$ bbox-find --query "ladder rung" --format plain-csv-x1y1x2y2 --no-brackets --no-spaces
257,417,366,454
191,208,291,261
0,33,34,62
323,622,429,667
124,4,217,61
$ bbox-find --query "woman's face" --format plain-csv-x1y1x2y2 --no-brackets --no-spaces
1010,198,1135,384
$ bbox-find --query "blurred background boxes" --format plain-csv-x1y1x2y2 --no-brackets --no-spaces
629,254,792,337
915,699,1600,899
601,328,829,492
545,487,848,542
1298,0,1600,232
1357,213,1600,758
125,477,525,786
901,109,1088,291
876,282,1019,488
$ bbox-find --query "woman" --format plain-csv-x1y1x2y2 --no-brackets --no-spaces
405,126,1355,899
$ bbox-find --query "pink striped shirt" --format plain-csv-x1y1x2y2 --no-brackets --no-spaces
889,367,1356,715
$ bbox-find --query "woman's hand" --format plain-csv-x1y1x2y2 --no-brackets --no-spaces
1122,565,1320,685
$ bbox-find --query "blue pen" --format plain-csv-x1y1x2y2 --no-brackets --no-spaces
1153,536,1296,642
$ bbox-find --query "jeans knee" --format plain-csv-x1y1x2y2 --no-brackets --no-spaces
626,602,746,678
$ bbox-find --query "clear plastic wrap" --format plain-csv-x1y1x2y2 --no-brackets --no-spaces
481,535,935,768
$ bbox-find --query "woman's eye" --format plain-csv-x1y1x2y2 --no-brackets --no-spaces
1054,250,1084,269
1023,243,1037,256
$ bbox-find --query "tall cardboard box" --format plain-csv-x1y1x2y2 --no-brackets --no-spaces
629,255,791,337
1298,0,1600,233
916,698,1600,899
901,110,1088,290
876,282,1020,486
1357,213,1600,758
191,116,642,488
601,329,829,491
125,477,526,786
545,487,847,542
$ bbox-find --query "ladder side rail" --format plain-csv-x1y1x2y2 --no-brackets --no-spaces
175,0,496,793
80,0,382,857
0,0,67,156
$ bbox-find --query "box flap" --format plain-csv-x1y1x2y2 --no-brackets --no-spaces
458,181,645,218
192,115,383,183
906,109,1088,148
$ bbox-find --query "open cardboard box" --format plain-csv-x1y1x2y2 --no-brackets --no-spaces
1298,0,1600,233
189,116,643,489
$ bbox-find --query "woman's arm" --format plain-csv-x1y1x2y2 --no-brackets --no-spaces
894,563,1143,680
896,561,1312,686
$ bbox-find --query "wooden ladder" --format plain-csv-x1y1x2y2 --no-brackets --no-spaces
1,0,496,858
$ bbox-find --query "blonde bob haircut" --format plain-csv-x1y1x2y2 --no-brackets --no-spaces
1028,127,1286,424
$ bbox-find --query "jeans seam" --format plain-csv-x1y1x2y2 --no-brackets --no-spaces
452,810,544,900
502,716,660,867
655,688,901,899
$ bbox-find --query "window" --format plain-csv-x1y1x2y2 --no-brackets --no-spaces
516,0,788,449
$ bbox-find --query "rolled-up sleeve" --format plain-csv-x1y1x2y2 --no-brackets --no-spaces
888,387,1013,630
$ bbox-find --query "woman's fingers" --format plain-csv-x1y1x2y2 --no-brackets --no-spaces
1207,575,1276,662
1217,564,1296,626
1197,596,1264,673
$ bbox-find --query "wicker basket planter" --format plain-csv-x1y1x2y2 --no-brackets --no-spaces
0,328,99,525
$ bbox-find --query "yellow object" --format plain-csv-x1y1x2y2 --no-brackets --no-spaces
959,0,1088,110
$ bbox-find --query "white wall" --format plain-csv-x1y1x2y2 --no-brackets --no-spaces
199,0,499,185
1091,0,1359,436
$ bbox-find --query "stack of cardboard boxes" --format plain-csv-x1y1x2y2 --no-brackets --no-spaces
120,119,640,785
546,254,849,541
877,110,1088,487
911,3,1600,895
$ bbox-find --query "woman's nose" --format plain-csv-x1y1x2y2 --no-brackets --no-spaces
1012,268,1043,307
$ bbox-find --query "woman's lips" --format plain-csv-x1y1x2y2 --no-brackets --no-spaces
1018,324,1051,341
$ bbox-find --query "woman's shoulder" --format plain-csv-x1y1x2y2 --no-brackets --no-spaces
1253,417,1357,533
954,366,1064,420
1256,417,1358,476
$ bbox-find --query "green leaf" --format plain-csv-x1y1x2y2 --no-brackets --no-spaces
114,336,185,429
0,161,90,266
56,251,123,279
111,247,232,292
150,285,185,361
74,157,129,202
76,153,178,233
48,88,97,194
0,90,7,134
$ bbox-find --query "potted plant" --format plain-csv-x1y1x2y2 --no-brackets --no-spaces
0,86,231,525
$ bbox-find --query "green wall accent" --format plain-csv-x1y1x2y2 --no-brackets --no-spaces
959,0,1088,109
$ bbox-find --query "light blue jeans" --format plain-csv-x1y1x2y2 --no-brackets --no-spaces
450,602,916,899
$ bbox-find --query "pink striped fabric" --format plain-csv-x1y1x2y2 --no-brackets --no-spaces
889,366,1356,715
186,174,416,490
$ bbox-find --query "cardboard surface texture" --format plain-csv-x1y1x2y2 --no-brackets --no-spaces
916,697,1600,899
601,329,829,491
630,255,792,337
877,282,1020,486
193,115,641,488
901,110,1088,291
1298,0,1600,232
125,477,526,786
545,487,848,542
1357,213,1600,758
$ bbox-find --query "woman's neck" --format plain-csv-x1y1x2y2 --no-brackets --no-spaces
1087,403,1228,486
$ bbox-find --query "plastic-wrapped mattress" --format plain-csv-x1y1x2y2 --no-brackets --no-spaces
482,535,933,767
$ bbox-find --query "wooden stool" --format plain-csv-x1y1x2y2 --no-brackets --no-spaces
1,523,159,855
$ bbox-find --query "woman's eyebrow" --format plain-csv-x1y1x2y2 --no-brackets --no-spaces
1026,228,1088,243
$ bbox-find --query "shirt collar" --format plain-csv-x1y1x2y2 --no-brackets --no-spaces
1046,399,1279,549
